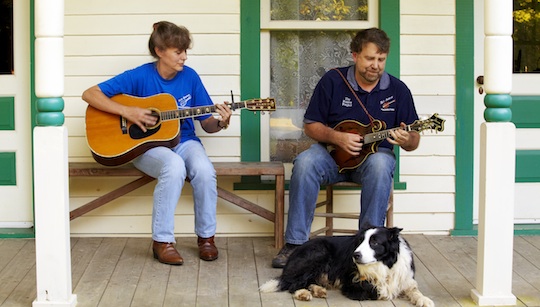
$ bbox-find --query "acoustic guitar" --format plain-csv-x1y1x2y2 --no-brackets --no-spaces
330,113,445,173
85,93,276,166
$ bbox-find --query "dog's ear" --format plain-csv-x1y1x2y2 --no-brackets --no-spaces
388,227,403,240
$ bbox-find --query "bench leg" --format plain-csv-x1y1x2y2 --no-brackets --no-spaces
274,174,284,249
70,176,154,220
325,185,334,236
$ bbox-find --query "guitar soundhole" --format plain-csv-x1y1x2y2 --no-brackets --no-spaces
129,123,161,139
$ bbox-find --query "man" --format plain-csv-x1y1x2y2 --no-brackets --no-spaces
272,28,420,268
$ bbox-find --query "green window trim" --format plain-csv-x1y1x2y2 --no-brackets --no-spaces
0,152,16,185
512,96,540,128
0,96,15,130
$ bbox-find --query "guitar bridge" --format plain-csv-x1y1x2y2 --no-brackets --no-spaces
120,116,127,134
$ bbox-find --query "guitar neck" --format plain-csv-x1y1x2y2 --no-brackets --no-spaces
161,102,247,121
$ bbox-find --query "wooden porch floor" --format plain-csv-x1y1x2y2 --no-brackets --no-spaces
1,235,539,307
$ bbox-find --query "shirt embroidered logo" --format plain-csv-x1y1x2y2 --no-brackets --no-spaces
341,96,353,107
177,94,192,108
380,97,395,111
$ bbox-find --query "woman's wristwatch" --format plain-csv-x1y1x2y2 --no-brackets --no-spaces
218,120,229,130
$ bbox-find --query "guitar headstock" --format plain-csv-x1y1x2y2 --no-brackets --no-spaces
412,113,445,133
244,98,276,112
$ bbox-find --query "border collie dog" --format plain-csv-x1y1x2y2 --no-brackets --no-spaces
260,226,434,307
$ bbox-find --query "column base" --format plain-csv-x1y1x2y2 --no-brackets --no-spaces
32,295,77,307
471,289,516,306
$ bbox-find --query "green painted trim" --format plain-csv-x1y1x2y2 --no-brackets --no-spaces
0,152,16,185
514,224,540,235
379,0,399,77
0,228,35,238
0,96,15,130
516,150,540,182
378,1,403,184
511,96,540,128
240,0,261,162
451,224,540,236
35,97,65,126
454,0,475,233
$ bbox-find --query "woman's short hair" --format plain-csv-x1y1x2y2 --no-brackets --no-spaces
148,21,192,58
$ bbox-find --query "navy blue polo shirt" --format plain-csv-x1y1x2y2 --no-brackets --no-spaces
304,66,418,150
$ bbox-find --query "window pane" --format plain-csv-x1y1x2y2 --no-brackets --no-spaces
513,0,540,73
269,31,354,162
271,0,368,21
0,0,13,74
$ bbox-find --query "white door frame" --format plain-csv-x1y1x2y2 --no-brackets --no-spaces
0,0,33,229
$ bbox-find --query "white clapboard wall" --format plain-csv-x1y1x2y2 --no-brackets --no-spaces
65,0,458,237
62,0,270,237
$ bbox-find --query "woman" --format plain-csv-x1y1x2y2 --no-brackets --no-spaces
82,21,232,265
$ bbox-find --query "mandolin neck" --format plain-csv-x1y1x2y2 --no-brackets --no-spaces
363,125,414,145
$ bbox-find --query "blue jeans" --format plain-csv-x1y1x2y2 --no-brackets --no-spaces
285,143,395,245
132,140,217,243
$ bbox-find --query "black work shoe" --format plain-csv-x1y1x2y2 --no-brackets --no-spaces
271,243,299,268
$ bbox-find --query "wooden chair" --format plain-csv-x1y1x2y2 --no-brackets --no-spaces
310,182,394,237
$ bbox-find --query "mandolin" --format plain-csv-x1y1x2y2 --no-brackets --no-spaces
330,114,445,173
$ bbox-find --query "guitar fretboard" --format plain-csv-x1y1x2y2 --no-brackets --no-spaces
160,102,246,121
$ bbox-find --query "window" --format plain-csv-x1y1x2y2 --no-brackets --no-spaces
513,0,540,73
0,0,13,74
261,0,377,162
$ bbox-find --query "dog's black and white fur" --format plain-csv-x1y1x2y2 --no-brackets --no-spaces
260,226,434,307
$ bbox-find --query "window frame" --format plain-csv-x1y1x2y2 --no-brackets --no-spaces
239,0,405,188
260,0,379,30
259,0,379,165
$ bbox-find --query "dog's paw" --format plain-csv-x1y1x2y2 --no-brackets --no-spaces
308,284,327,298
293,289,312,301
416,296,434,307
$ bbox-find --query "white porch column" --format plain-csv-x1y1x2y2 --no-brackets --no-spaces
32,0,77,306
470,0,516,305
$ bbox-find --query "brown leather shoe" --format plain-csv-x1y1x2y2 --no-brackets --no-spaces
152,241,184,265
197,236,218,261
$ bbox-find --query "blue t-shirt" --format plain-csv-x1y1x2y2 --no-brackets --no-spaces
98,62,213,143
304,66,418,150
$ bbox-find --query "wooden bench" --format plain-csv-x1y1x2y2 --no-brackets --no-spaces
310,182,394,237
69,161,285,249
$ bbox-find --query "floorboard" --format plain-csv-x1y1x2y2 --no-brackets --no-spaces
1,235,539,307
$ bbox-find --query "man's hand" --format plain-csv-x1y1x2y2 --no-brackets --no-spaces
388,122,420,151
335,131,364,156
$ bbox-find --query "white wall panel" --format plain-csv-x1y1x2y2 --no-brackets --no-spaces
65,15,239,35
401,76,455,96
401,0,455,15
65,0,239,15
64,0,461,236
401,16,455,35
401,35,455,55
402,55,455,75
